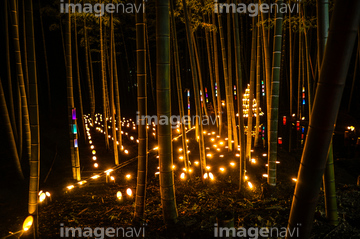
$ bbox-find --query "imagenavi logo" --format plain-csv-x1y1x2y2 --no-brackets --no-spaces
214,0,299,17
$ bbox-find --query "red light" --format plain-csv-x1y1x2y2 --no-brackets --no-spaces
283,116,286,125
301,134,304,139
278,137,283,145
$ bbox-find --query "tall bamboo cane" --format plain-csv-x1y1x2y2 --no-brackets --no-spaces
170,0,189,172
255,14,261,147
37,0,51,111
4,0,17,142
287,1,360,237
65,0,80,181
267,0,284,186
204,14,218,129
227,0,238,151
74,4,85,140
135,0,148,221
233,2,245,189
157,0,178,225
99,8,109,149
289,0,293,152
247,17,257,161
84,17,95,122
25,0,40,236
183,0,206,177
317,0,338,226
218,12,233,151
22,0,29,98
212,12,222,135
259,0,271,143
113,33,122,156
9,0,31,164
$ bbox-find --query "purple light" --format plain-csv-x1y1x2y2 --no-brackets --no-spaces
72,108,76,120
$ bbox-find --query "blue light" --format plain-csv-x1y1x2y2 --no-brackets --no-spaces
302,99,305,105
72,124,77,134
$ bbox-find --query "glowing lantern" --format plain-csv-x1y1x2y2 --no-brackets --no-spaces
180,173,185,180
116,191,123,200
78,180,87,185
92,150,96,155
23,216,34,232
262,174,268,178
292,178,297,182
206,166,211,170
209,172,214,180
67,185,74,190
219,167,225,172
247,181,253,189
124,150,129,154
39,192,46,203
126,174,131,179
203,173,208,179
126,188,133,197
92,156,97,161
94,163,98,168
251,158,256,164
72,109,76,120
194,161,199,166
72,124,77,134
230,162,235,167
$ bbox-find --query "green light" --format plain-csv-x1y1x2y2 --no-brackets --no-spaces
72,124,77,134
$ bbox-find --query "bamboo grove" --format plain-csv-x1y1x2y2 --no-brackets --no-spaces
1,0,360,238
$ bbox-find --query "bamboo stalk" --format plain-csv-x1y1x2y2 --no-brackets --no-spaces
170,0,189,172
233,2,246,190
25,0,40,235
135,0,148,221
268,0,284,186
287,1,360,236
9,0,31,164
157,0,178,225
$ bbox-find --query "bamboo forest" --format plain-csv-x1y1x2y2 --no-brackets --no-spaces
1,0,360,238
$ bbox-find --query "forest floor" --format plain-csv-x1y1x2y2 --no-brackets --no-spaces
1,117,360,239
